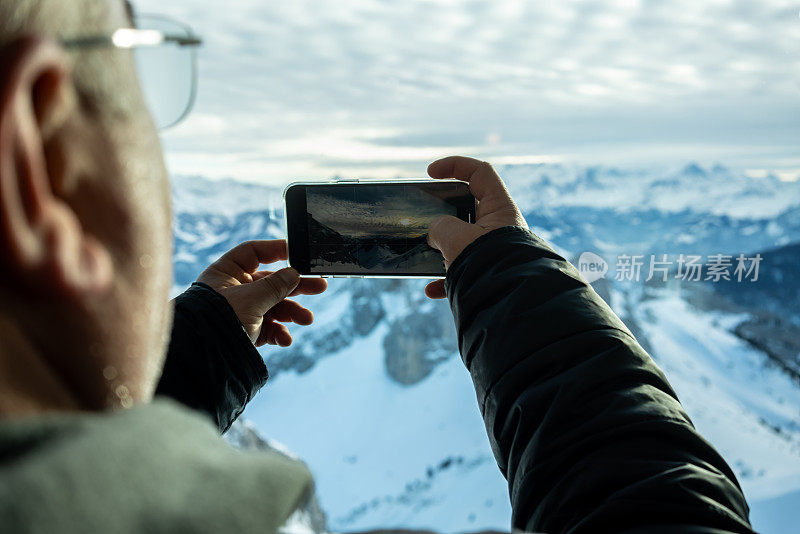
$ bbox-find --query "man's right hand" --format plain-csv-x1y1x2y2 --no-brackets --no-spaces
425,156,528,299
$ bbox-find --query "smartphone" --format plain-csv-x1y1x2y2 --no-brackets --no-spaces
284,179,475,278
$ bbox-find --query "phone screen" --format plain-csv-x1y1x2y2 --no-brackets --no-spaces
285,181,474,276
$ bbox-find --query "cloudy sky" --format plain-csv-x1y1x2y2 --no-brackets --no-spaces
133,0,800,184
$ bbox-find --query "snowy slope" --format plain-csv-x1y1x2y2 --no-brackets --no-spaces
245,320,511,531
629,292,800,503
171,163,800,533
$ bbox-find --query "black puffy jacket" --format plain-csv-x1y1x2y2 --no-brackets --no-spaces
158,226,754,533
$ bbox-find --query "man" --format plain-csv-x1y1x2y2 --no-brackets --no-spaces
0,1,754,533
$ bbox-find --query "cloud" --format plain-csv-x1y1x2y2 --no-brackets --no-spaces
133,0,800,183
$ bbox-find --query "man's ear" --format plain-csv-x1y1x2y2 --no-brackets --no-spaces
0,37,112,299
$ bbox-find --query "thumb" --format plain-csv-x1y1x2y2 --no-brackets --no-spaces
248,267,300,315
427,215,485,264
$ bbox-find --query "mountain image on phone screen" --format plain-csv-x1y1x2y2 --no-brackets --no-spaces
305,184,464,275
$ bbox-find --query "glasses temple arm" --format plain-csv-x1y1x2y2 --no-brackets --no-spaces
61,30,202,50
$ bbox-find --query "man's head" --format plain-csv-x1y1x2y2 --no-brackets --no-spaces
0,0,173,413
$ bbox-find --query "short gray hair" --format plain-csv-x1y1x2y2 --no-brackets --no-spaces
0,0,145,123
0,0,111,45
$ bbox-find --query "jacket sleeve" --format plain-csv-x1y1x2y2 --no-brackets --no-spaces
155,282,269,433
445,226,754,533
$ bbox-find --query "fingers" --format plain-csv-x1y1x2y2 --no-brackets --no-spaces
257,321,292,347
250,270,271,281
427,214,486,264
247,267,301,316
427,156,510,203
428,156,525,224
215,240,289,276
252,270,328,296
289,277,328,296
267,299,314,325
425,279,447,299
254,298,316,348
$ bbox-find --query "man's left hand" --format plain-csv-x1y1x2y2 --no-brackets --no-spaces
197,240,327,347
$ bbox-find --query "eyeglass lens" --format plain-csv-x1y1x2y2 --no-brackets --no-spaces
133,15,197,129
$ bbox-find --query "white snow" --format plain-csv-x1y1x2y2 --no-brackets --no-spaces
632,292,800,505
244,324,512,532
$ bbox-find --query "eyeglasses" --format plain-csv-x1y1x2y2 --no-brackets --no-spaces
61,14,202,129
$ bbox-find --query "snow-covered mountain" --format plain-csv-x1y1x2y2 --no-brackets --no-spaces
171,164,800,533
